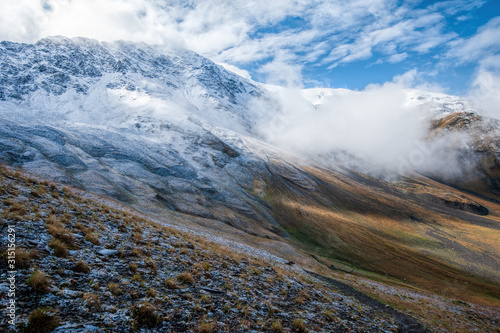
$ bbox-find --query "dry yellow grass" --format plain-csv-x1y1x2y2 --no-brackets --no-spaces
264,165,500,306
292,318,306,332
48,238,68,257
196,321,215,333
84,232,100,245
132,302,161,328
24,308,60,333
27,270,51,293
108,282,122,296
146,288,157,298
82,293,100,311
13,248,36,269
270,320,283,332
47,221,75,249
177,272,195,285
74,260,90,273
165,278,178,289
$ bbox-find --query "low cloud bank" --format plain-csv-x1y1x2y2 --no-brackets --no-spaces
255,79,477,179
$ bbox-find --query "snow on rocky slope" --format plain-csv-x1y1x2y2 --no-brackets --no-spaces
0,36,493,209
0,36,291,235
1,36,499,242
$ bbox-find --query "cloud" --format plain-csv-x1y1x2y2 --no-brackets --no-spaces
256,78,470,179
387,52,408,63
2,1,486,62
258,52,303,87
274,83,426,169
1,0,497,95
446,16,500,64
324,12,457,67
468,55,500,120
428,0,486,16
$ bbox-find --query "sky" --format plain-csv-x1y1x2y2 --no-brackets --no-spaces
1,0,500,97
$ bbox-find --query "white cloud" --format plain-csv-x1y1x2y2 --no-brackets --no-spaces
446,16,500,64
387,52,408,63
392,69,445,92
428,0,486,16
468,55,500,120
258,52,303,88
262,81,445,174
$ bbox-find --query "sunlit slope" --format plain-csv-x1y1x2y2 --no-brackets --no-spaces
257,162,500,304
429,112,500,202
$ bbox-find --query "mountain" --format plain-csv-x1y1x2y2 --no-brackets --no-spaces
0,37,499,331
0,36,283,236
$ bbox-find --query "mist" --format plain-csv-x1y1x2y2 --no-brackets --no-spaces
468,58,500,121
255,79,475,179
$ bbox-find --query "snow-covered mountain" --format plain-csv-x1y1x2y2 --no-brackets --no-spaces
1,37,500,300
0,36,280,132
0,36,290,236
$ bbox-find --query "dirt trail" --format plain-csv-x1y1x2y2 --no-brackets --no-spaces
305,270,431,333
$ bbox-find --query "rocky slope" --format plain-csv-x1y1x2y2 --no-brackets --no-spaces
0,165,407,332
429,112,500,201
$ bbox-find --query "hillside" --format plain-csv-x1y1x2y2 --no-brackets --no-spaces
0,165,420,332
2,165,500,332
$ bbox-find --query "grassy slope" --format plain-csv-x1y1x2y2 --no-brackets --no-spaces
260,164,500,306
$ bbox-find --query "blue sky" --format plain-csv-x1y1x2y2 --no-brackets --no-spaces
2,0,500,96
238,0,500,95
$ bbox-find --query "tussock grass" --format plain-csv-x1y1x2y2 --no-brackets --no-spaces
177,272,195,285
165,278,178,289
82,293,100,311
23,308,60,333
47,222,75,249
108,282,122,296
84,232,100,245
130,248,143,257
196,321,215,333
6,202,28,217
293,318,307,332
30,185,48,198
270,320,283,333
48,238,68,257
74,260,90,273
295,289,310,305
27,270,51,293
132,302,161,328
3,198,15,206
145,259,157,274
11,248,36,269
146,288,157,298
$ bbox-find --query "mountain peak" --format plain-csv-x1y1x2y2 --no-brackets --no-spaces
0,37,270,134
